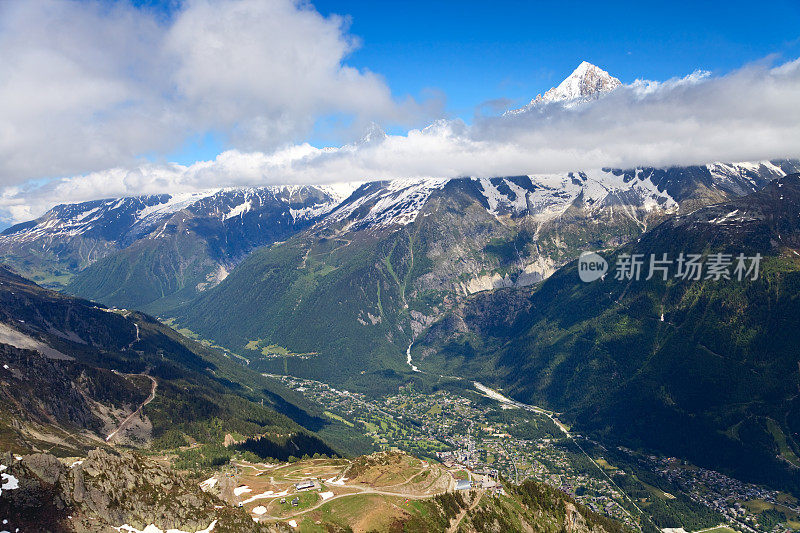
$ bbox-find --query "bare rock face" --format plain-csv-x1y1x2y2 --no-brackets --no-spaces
564,501,589,532
21,453,66,485
72,464,86,503
223,433,240,448
563,501,610,533
0,449,265,532
0,452,71,532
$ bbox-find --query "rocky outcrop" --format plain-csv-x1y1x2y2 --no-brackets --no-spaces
0,449,265,532
564,501,590,533
462,273,514,295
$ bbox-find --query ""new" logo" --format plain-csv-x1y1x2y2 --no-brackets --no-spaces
578,251,608,282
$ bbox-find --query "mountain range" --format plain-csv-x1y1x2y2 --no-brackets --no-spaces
0,184,356,312
416,173,800,493
1,162,795,313
167,161,796,388
1,61,800,530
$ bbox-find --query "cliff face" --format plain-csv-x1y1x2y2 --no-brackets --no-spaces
0,449,265,532
0,341,153,452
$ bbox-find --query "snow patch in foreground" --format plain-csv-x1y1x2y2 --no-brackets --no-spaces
0,465,20,497
233,485,252,496
241,489,287,504
319,491,334,500
113,520,217,533
199,477,217,490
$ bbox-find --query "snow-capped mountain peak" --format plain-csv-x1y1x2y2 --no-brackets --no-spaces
539,61,621,103
0,184,359,246
326,178,450,229
357,122,388,145
508,61,622,114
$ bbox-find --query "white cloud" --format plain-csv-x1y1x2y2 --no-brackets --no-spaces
4,56,800,225
162,0,429,148
0,0,431,191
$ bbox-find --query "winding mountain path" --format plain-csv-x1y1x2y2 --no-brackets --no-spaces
126,322,140,350
447,490,485,533
106,374,157,442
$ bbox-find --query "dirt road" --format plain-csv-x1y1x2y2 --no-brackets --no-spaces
106,374,157,442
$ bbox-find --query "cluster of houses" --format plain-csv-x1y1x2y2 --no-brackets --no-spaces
275,479,320,507
277,496,301,507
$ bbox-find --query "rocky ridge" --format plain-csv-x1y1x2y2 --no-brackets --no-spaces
0,449,267,532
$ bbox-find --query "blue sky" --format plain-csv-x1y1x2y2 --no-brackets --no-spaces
314,0,800,111
160,0,800,163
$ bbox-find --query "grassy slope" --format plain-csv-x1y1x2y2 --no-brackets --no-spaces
174,227,414,391
66,226,217,313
